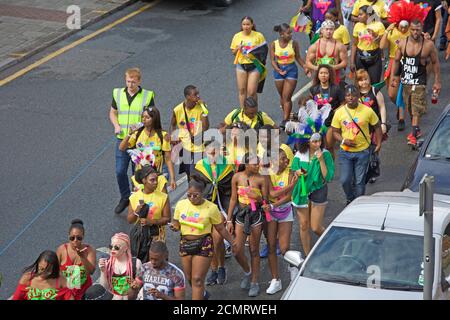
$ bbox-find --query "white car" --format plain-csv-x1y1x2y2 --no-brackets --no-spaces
282,192,450,300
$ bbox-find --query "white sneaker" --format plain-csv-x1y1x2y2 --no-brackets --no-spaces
288,266,299,282
266,279,282,295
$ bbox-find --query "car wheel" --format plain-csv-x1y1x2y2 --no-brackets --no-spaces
215,0,233,7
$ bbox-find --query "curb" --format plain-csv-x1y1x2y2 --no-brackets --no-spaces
0,0,139,73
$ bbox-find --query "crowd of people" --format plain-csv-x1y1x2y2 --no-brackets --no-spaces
11,0,446,300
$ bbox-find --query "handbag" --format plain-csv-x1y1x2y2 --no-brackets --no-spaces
356,49,379,66
344,107,381,184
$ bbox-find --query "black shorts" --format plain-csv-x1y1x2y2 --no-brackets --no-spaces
235,207,263,229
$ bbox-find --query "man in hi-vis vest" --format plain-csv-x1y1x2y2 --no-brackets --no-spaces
109,68,155,214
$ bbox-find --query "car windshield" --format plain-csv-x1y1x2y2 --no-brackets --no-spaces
302,227,424,291
426,115,450,159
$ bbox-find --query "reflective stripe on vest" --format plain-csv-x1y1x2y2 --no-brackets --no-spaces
113,88,154,139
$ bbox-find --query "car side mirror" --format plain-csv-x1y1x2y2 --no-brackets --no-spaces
417,138,425,149
284,250,305,268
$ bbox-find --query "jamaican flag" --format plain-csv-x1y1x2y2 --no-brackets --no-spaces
246,42,269,93
194,156,234,214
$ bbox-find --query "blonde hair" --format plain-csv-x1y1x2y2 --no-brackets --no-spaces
125,68,141,80
354,69,371,88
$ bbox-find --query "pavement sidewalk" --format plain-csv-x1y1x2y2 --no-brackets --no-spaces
0,0,140,72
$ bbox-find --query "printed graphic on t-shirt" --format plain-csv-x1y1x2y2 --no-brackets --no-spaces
141,263,185,300
180,211,204,232
314,93,333,106
343,117,364,136
314,0,332,15
358,29,375,45
418,2,432,21
401,57,420,85
361,96,375,108
341,0,355,10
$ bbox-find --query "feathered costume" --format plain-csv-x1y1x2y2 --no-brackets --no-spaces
285,100,335,207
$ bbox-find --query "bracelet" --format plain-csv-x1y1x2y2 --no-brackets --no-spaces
341,138,346,146
226,220,233,224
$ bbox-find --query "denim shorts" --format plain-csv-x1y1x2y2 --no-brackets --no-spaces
309,185,328,206
273,63,298,81
293,185,328,208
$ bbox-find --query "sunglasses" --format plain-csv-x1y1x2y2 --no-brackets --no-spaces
187,193,201,199
69,236,83,241
109,245,121,251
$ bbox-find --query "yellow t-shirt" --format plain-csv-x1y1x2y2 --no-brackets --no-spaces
333,25,351,46
174,199,222,236
331,104,380,152
131,174,168,193
269,168,290,203
225,143,247,170
230,31,266,64
128,130,170,172
274,40,295,65
351,0,387,19
173,102,208,153
129,189,168,220
387,28,410,58
224,109,275,128
353,21,385,51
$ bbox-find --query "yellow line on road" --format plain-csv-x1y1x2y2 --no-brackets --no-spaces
0,0,161,87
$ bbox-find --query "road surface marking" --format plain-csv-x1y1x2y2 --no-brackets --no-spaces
0,138,115,257
0,0,161,87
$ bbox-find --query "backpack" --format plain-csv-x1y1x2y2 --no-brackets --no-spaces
230,108,265,130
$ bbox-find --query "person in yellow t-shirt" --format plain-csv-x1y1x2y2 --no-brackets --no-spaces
351,0,388,24
170,176,235,300
223,96,275,130
331,85,382,204
127,166,171,261
261,148,298,291
120,107,176,191
350,5,385,84
230,16,266,108
326,9,351,47
170,85,209,178
380,20,410,126
223,121,251,171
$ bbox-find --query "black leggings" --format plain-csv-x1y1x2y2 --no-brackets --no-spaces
355,49,382,84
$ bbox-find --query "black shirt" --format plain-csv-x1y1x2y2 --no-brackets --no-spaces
111,87,155,110
412,0,442,36
310,83,345,126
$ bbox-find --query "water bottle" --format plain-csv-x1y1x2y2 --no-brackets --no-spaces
431,90,438,104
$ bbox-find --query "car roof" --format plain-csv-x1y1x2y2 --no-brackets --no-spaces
334,191,450,234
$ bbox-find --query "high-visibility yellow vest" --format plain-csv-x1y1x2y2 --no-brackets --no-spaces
113,88,154,139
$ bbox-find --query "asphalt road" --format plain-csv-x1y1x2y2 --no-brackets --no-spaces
0,0,449,300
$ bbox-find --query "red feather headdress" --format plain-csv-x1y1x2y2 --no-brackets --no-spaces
388,0,426,25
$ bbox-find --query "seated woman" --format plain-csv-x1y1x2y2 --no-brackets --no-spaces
13,250,74,300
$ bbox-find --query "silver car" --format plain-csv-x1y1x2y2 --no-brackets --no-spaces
282,191,450,300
